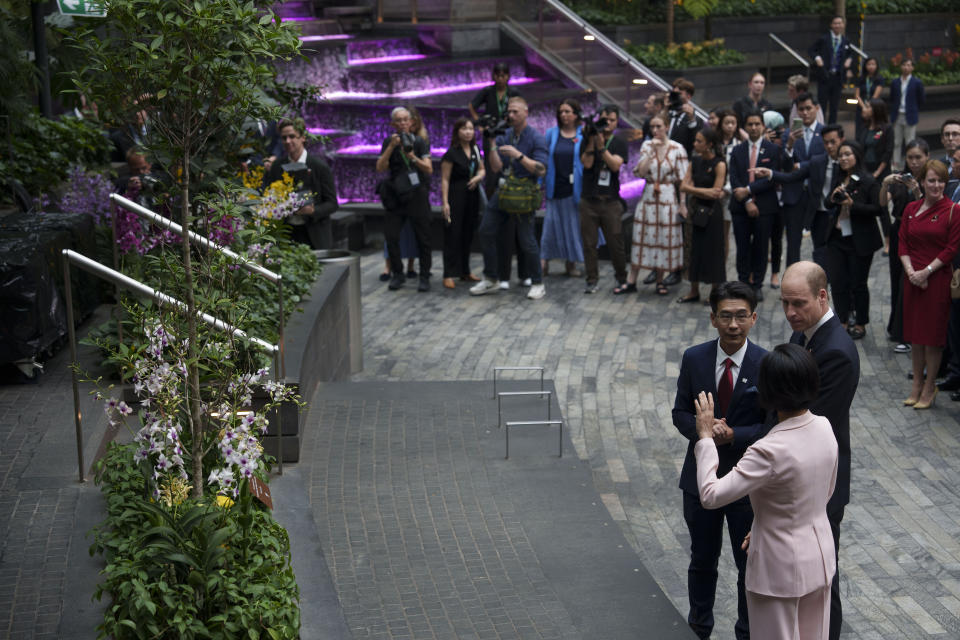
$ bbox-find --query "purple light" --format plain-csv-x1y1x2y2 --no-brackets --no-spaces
299,34,353,42
282,16,316,21
307,127,340,135
338,144,448,156
619,178,647,199
348,54,428,66
325,77,539,101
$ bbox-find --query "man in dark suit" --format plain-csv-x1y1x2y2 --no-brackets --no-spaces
755,124,845,268
263,117,339,250
673,281,768,640
781,261,860,640
779,93,825,266
888,58,926,170
729,111,782,301
808,16,852,125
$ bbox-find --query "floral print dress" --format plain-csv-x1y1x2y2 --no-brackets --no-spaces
631,139,689,271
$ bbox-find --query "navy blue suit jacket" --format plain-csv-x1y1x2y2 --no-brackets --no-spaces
729,139,781,215
673,339,769,497
889,76,926,126
808,32,852,82
780,123,824,206
768,153,840,235
790,315,859,510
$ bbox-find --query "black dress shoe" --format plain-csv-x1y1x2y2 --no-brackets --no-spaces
388,273,405,290
950,391,960,401
663,271,681,286
938,376,960,391
643,271,657,285
754,288,764,302
417,277,430,292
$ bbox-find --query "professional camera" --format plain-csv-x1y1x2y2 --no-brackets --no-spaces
399,131,417,154
831,174,861,204
477,113,509,138
582,113,610,138
667,89,684,114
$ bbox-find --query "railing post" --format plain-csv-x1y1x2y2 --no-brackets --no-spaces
537,0,543,47
376,0,383,23
624,63,631,118
411,0,417,24
63,254,85,483
765,37,772,94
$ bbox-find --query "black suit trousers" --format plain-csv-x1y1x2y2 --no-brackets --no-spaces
385,196,432,277
826,230,874,325
828,504,845,640
818,72,843,124
732,212,774,289
781,196,808,267
887,220,905,341
683,491,752,640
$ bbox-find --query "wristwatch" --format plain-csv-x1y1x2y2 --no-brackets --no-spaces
926,265,934,274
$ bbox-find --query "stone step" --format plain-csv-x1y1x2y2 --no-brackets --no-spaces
343,56,530,96
345,36,421,63
304,88,594,149
272,0,314,19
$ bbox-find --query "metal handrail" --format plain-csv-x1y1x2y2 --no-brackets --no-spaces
767,33,810,70
501,0,709,125
110,194,280,283
62,249,285,482
849,43,868,60
766,32,811,90
109,194,286,378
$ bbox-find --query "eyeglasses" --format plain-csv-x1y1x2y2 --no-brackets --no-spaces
716,312,753,323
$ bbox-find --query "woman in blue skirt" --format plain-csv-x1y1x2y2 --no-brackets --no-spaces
540,98,587,277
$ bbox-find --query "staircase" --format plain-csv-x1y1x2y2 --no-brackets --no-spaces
269,0,676,228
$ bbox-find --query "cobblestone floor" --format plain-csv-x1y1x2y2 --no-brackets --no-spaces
352,243,960,639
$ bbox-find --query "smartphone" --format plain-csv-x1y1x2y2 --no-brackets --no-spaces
790,118,803,133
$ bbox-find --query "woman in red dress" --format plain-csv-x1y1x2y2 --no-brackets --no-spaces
898,160,960,408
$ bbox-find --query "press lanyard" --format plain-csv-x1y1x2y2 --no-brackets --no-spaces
603,134,614,151
469,146,478,177
497,91,508,118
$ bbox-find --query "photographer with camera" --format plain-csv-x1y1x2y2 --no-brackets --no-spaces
825,140,883,340
470,96,549,300
667,79,701,156
376,107,434,292
579,104,628,293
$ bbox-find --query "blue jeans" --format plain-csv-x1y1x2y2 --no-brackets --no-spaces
478,193,542,284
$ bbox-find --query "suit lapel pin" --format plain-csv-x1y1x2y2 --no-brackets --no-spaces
741,378,748,384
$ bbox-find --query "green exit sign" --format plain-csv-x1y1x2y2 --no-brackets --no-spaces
57,0,107,17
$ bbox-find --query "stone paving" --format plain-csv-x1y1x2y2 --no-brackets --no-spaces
303,381,692,639
352,243,960,639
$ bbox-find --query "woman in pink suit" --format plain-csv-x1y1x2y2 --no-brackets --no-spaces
693,343,839,640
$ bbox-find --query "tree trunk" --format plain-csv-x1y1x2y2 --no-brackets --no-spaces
179,151,204,499
834,0,845,20
666,0,675,45
705,15,712,41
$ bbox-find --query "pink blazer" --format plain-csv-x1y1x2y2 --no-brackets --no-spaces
695,411,838,597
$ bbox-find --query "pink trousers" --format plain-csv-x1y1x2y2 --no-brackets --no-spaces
747,586,831,640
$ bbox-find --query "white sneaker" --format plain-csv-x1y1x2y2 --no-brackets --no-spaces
521,278,532,287
527,283,546,300
470,278,499,295
498,281,510,290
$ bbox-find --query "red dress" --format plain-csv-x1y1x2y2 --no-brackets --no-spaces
898,197,960,346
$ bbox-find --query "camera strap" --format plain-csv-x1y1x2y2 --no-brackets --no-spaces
398,143,420,186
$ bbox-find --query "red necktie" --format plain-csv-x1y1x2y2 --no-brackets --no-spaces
748,143,758,183
717,358,734,417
